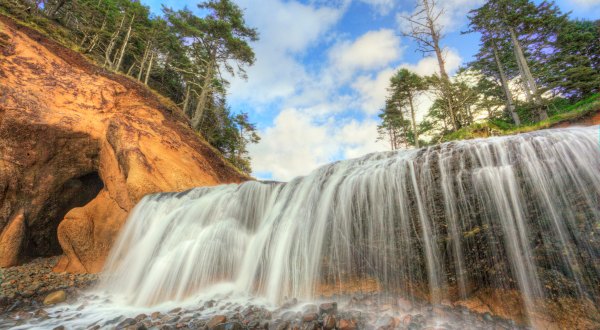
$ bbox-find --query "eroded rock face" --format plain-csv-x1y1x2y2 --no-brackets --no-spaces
0,15,247,273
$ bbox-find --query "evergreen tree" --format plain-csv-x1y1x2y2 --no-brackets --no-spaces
164,0,258,131
3,0,262,173
377,99,412,150
388,69,427,147
548,19,600,99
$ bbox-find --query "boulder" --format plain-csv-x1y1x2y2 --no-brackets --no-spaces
0,15,247,273
0,212,25,267
207,315,227,329
43,290,66,305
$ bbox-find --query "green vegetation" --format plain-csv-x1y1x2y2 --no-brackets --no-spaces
0,0,260,174
443,93,600,142
379,0,600,149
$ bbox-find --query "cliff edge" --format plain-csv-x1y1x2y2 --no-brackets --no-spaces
0,15,248,273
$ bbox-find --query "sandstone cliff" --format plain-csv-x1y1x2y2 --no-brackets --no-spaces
0,15,247,273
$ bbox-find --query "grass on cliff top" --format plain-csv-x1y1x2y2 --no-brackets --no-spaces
443,93,600,142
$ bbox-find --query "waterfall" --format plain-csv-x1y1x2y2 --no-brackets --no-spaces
101,126,600,323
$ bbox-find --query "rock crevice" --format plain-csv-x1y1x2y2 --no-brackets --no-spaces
0,15,247,273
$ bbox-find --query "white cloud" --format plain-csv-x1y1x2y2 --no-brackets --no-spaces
352,67,396,115
249,109,387,181
329,29,403,73
249,109,335,180
350,49,462,116
357,0,396,15
229,0,347,107
227,0,471,181
338,119,388,159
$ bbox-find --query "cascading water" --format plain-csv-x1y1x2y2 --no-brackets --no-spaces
2,127,599,329
98,126,600,325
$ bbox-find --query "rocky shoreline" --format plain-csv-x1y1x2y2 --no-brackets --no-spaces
0,258,522,330
0,257,98,314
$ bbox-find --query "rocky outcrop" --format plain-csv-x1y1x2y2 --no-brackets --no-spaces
0,15,247,273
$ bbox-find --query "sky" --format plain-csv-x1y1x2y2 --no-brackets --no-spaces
142,0,600,181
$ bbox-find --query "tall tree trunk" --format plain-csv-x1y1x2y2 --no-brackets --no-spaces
85,17,106,54
508,27,548,120
407,94,420,148
144,51,154,85
422,0,458,130
126,62,135,75
104,15,125,68
493,42,521,125
115,14,135,72
182,84,191,116
49,0,67,18
137,41,150,81
191,60,215,130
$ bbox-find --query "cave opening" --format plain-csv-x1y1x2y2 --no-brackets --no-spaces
25,172,104,258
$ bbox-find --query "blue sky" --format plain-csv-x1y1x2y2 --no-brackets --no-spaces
142,0,600,181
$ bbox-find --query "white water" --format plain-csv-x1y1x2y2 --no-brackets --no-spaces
3,126,600,329
101,127,600,314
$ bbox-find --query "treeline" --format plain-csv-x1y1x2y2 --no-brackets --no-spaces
1,0,260,173
379,0,600,148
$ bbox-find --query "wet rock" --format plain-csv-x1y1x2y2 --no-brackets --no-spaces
376,316,395,329
207,315,227,329
272,320,289,330
402,314,413,325
323,314,336,330
337,318,357,330
124,324,147,330
281,311,297,321
168,316,182,323
408,322,421,330
116,317,136,329
105,315,124,325
301,320,319,330
319,302,337,316
43,290,66,305
34,309,49,319
302,312,318,322
483,312,493,322
213,322,244,330
187,319,206,329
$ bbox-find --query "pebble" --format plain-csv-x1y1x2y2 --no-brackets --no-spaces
0,262,527,330
0,256,98,312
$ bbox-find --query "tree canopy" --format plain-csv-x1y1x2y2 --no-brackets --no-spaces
384,0,600,147
4,0,261,174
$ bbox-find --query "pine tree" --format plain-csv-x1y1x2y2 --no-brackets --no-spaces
388,69,427,147
165,1,258,131
548,19,600,99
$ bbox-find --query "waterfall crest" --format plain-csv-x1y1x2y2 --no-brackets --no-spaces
101,127,600,320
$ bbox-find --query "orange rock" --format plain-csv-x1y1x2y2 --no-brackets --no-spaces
207,315,227,329
337,319,357,330
0,212,25,267
43,290,66,305
0,15,247,273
